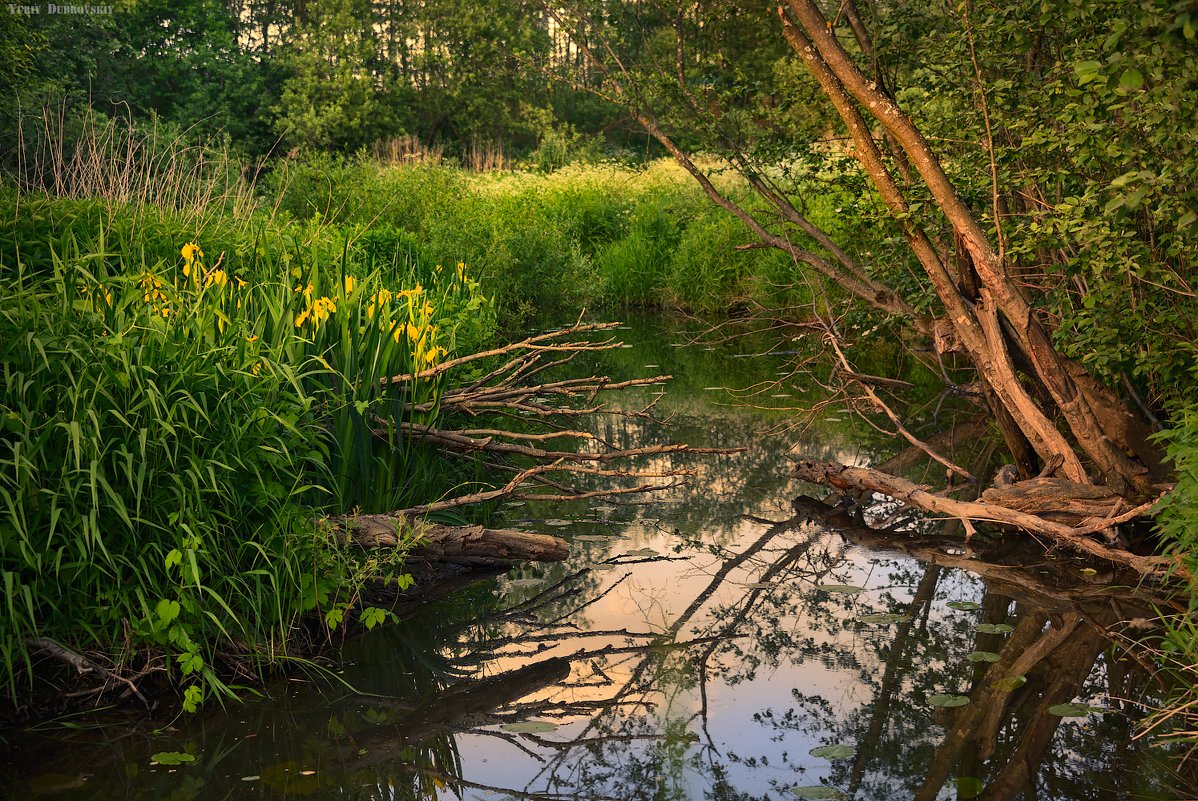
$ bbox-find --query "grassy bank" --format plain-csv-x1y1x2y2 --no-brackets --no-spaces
0,189,495,715
266,156,862,322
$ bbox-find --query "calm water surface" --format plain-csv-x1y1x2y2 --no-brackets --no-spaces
2,313,1192,800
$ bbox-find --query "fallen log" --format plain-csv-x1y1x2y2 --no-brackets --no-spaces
792,459,1179,581
789,494,1179,612
979,477,1127,525
339,517,569,568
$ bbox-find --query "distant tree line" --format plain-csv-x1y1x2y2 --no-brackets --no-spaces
0,0,641,159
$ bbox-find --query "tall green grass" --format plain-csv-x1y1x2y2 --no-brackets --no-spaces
0,191,494,711
265,156,851,319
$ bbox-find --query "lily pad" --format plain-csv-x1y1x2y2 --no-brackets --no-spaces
966,651,1001,663
792,787,845,800
929,694,971,708
990,675,1028,692
151,752,195,766
975,623,1015,635
947,601,981,611
809,744,856,760
956,777,985,798
502,720,559,734
1048,702,1105,717
856,613,910,624
816,584,864,595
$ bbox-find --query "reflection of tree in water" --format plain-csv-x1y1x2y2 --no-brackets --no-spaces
368,496,1187,801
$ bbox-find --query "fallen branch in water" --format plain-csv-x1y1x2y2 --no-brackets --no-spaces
792,459,1179,581
26,637,151,708
825,331,975,482
385,319,626,386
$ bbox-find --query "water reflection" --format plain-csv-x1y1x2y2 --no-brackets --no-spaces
1,313,1190,801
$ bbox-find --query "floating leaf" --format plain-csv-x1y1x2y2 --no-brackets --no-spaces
1048,702,1105,717
792,786,845,799
816,584,863,595
543,519,573,527
1080,567,1098,576
947,601,981,611
856,613,910,624
151,752,195,766
502,721,559,734
966,651,1001,663
929,694,970,708
809,744,856,760
976,623,1014,635
991,675,1027,692
956,776,985,798
625,548,659,558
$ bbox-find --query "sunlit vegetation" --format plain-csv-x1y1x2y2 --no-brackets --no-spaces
0,182,495,711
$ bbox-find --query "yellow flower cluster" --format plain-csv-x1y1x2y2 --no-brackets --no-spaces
140,271,172,318
181,242,203,283
295,296,337,329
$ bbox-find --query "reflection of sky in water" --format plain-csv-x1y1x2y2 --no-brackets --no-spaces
1,312,1190,801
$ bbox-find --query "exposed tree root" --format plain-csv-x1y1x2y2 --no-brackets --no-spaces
792,459,1180,581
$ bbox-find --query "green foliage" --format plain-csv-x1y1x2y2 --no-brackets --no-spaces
0,191,493,711
269,156,815,322
274,0,403,153
4,0,627,160
1153,407,1198,593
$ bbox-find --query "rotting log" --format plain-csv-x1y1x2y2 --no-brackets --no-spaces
792,459,1179,581
979,477,1132,525
789,495,1179,612
339,518,568,568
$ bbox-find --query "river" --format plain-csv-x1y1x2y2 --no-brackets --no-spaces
1,312,1192,800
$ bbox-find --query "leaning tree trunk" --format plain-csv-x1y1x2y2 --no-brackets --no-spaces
544,0,1175,575
782,0,1157,500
